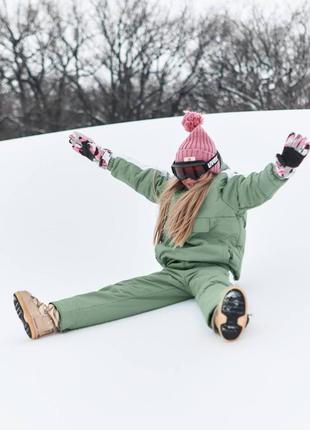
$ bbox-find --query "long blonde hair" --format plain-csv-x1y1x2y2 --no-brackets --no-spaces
153,172,215,248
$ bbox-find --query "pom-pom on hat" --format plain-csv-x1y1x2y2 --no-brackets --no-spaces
175,110,221,174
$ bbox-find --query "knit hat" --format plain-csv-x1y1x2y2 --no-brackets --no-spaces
175,111,221,174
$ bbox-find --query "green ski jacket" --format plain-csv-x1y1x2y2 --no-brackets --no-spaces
107,156,287,280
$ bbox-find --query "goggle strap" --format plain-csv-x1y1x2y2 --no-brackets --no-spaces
206,152,220,170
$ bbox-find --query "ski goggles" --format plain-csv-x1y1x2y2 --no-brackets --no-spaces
171,152,221,180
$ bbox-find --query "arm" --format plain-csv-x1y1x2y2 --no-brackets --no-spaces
221,163,287,211
107,156,170,203
69,131,170,203
221,132,309,211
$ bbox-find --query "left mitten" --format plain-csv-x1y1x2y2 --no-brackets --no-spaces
69,131,113,169
273,132,310,179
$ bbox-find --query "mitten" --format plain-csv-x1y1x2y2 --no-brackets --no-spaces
69,131,113,169
273,132,310,179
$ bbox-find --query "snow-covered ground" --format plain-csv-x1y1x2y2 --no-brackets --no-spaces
1,110,310,429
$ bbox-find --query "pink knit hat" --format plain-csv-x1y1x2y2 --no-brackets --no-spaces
175,111,221,174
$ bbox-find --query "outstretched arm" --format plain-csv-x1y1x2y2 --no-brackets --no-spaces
69,131,170,203
221,132,309,211
107,157,170,203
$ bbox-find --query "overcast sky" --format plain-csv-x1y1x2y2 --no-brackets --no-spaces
3,0,310,17
162,0,310,19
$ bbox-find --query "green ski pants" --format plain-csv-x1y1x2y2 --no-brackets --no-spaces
51,265,231,333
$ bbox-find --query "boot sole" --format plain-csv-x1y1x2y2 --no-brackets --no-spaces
217,287,248,341
13,292,38,339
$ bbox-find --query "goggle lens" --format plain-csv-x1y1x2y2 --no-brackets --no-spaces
171,153,221,180
172,164,206,180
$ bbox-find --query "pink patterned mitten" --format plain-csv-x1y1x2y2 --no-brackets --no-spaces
69,131,113,169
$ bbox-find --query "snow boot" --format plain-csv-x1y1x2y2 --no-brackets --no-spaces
13,291,60,339
211,286,248,341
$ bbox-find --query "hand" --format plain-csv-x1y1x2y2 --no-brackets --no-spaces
69,131,113,169
274,132,310,179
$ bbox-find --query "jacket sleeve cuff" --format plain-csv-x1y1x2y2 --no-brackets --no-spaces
107,157,116,171
260,163,288,197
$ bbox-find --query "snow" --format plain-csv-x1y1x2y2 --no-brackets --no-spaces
1,109,310,429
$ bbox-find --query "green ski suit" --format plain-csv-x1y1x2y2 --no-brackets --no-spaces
52,156,287,332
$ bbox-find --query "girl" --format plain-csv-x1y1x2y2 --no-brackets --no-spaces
13,111,309,342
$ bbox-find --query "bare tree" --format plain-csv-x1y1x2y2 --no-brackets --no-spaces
43,0,100,127
1,0,310,141
195,4,310,112
0,0,49,135
0,0,91,137
87,0,216,122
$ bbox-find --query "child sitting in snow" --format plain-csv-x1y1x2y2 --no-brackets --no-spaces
13,111,309,342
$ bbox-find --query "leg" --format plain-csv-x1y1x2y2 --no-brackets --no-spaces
187,265,231,327
51,268,192,332
188,265,248,341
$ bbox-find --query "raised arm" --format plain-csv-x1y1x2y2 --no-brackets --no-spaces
107,156,170,203
69,131,170,203
221,132,309,211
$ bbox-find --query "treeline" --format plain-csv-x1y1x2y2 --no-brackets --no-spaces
0,0,310,140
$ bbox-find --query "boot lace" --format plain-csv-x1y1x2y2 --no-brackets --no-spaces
31,296,60,328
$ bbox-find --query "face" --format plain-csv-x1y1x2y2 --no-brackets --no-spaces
181,171,210,189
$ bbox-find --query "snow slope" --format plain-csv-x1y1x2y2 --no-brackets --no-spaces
1,110,310,429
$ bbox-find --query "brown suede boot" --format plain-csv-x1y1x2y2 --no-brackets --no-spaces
13,291,60,339
211,286,249,342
